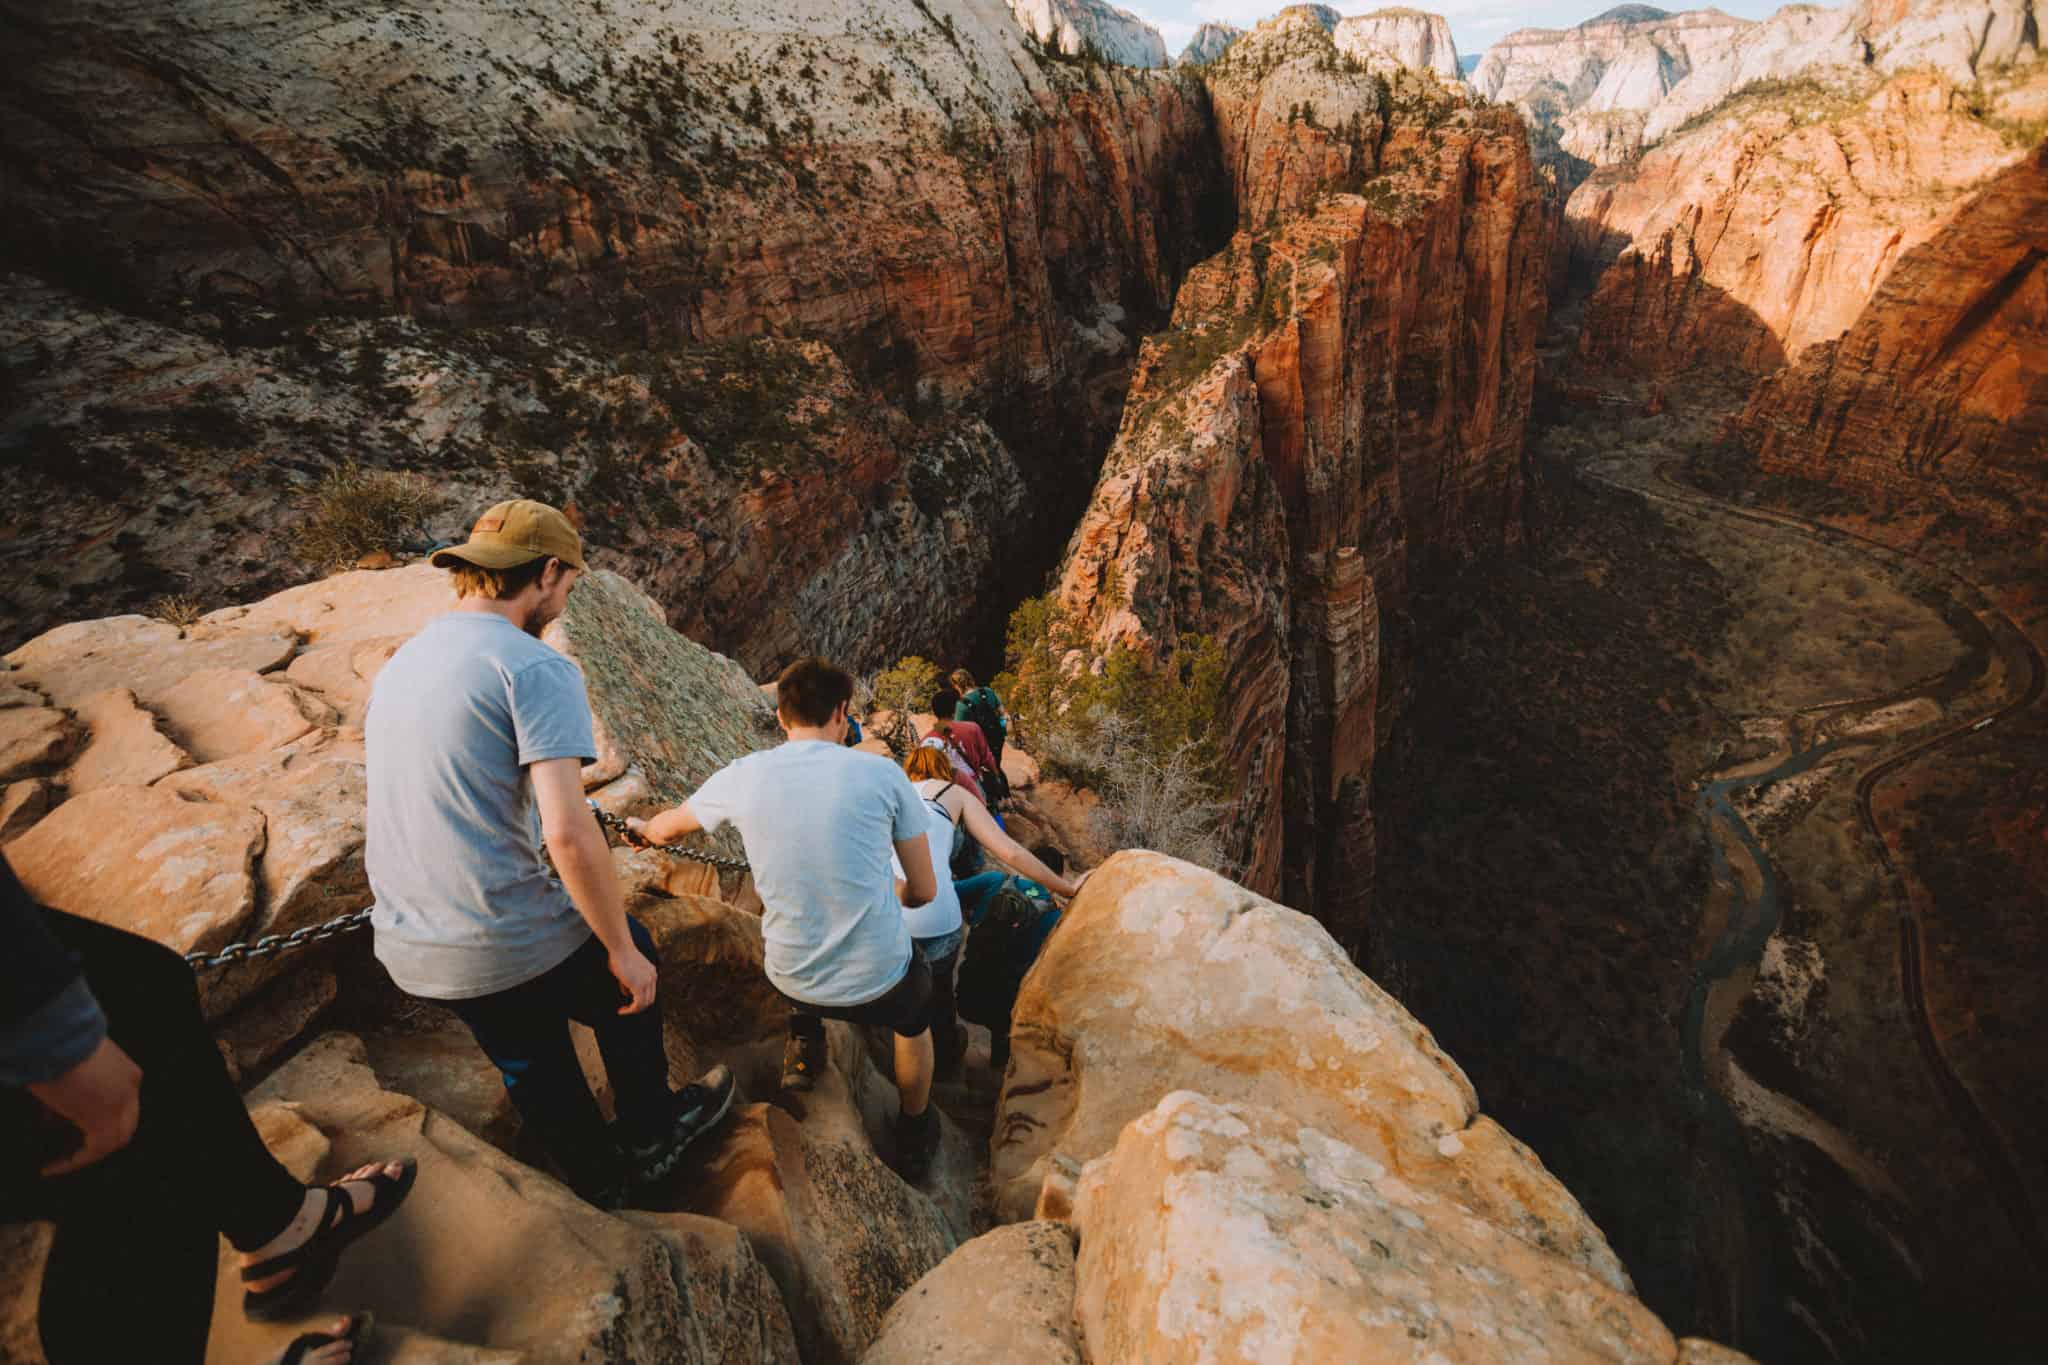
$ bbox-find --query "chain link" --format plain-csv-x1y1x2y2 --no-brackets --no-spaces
183,908,374,970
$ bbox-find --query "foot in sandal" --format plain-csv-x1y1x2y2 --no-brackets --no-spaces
241,1160,418,1322
270,1312,372,1365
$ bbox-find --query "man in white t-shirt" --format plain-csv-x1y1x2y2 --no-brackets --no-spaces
627,658,944,1179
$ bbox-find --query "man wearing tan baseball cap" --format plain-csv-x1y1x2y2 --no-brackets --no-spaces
366,499,734,1206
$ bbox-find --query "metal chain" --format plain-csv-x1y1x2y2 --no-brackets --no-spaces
183,908,374,970
182,800,754,973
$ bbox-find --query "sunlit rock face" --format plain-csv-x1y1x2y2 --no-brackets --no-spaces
1049,11,1550,925
1741,143,2048,541
1568,64,2048,378
1007,0,1169,67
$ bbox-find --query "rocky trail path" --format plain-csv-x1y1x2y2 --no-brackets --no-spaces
1579,446,2048,1281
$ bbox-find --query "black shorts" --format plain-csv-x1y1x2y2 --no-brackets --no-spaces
780,954,933,1038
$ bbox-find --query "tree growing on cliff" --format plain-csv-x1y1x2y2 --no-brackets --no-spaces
995,596,1231,869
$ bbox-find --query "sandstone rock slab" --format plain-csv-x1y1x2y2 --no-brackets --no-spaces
60,687,191,793
205,1033,800,1365
6,785,263,957
1069,1091,1688,1365
0,778,51,843
4,616,297,710
675,1101,953,1365
199,564,453,649
993,851,1631,1291
283,634,407,727
160,730,371,1012
860,1220,1081,1365
0,706,78,784
154,667,336,763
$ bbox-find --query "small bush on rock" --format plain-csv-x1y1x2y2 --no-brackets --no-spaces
295,462,447,570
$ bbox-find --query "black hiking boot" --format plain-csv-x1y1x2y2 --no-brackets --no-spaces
895,1104,941,1184
626,1064,736,1189
781,1027,823,1093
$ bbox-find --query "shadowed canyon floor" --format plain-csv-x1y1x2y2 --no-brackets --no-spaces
1371,349,2048,1362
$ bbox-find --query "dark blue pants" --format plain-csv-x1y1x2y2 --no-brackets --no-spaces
445,917,668,1198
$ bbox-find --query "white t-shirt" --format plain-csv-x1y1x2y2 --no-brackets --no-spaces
892,779,965,942
687,741,926,1006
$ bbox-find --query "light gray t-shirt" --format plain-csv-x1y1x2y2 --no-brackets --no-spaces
364,612,597,1000
688,741,926,1006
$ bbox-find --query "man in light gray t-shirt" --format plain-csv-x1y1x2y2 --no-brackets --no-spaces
365,498,733,1205
628,656,945,1181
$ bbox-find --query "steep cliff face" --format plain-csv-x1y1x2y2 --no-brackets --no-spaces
1007,0,1169,67
1177,21,1243,66
1640,0,2041,146
1472,7,1755,129
0,0,1228,660
1740,144,2048,536
1050,15,1549,925
1569,67,2046,376
1203,8,1390,225
1333,9,1465,83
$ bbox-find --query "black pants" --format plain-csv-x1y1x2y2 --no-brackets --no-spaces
1,911,306,1365
442,918,669,1199
780,953,934,1044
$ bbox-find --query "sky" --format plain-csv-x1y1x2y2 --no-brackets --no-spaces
1121,0,1805,63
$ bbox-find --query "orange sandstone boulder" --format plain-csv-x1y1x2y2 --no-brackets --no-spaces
860,1221,1082,1365
7,785,263,958
992,851,1631,1290
0,706,78,784
60,687,191,793
1068,1092,1686,1365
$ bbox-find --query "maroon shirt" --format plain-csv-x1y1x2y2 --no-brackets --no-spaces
924,720,997,803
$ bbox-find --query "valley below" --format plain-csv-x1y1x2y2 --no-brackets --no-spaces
1371,317,2048,1362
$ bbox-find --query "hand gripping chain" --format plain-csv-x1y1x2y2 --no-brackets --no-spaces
182,802,750,972
585,802,752,874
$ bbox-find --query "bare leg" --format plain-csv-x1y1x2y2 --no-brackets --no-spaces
239,1163,407,1293
894,1029,934,1117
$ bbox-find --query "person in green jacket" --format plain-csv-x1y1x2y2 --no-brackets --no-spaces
949,669,1009,768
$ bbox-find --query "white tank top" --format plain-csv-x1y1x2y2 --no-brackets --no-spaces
890,779,964,940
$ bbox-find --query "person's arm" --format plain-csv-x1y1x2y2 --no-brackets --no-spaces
630,800,705,846
895,834,937,907
955,795,1085,898
1,857,141,1176
886,765,938,908
533,757,655,1013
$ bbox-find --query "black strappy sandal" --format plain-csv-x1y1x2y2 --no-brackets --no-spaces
280,1312,374,1364
243,1159,418,1323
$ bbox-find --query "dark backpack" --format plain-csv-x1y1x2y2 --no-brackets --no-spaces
956,881,1054,1028
958,688,1004,740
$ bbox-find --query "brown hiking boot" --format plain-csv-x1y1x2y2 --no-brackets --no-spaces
781,1028,822,1093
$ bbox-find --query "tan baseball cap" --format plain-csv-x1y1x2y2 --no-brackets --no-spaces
430,499,587,573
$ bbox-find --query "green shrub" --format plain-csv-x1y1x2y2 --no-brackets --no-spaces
295,462,447,570
993,594,1227,796
872,655,943,717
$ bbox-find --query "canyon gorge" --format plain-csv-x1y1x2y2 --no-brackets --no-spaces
3,0,2046,1361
